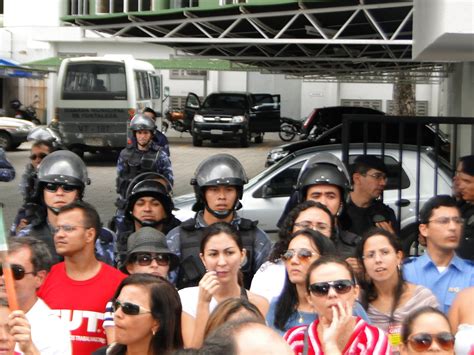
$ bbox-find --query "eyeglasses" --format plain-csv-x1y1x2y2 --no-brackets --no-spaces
308,279,354,296
44,183,79,193
29,152,48,160
113,299,151,316
407,332,455,352
363,172,387,181
135,253,170,267
362,248,394,260
281,248,319,263
293,221,331,234
54,224,91,234
428,216,464,225
0,264,35,281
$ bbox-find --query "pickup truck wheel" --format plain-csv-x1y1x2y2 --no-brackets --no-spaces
192,134,203,147
240,132,249,148
254,134,264,144
0,132,12,150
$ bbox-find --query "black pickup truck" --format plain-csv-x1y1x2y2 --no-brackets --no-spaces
184,92,281,147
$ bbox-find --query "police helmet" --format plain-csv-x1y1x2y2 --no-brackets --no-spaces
296,152,351,203
130,114,156,132
125,172,173,198
126,179,173,217
37,150,90,189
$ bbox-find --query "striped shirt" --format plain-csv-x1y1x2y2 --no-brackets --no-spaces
284,317,390,355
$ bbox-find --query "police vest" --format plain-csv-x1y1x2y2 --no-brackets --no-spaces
116,147,161,198
460,203,474,261
177,217,259,290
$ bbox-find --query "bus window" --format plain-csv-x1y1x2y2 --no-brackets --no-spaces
135,70,151,100
151,75,161,99
62,63,126,100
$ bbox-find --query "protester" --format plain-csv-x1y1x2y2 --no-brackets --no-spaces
95,274,183,355
0,237,71,354
266,229,336,335
203,298,265,339
448,286,474,355
284,256,391,354
179,222,268,348
400,307,455,355
357,228,439,351
167,154,270,289
38,201,126,354
403,195,474,313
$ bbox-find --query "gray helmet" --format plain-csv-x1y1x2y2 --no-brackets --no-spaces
27,127,61,145
125,172,173,198
296,152,352,203
126,179,173,219
130,114,156,132
38,150,90,188
191,154,248,218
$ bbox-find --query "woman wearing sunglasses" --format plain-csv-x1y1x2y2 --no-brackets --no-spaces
95,274,183,355
400,306,455,354
179,222,268,348
356,228,439,352
266,229,336,335
448,286,474,355
285,256,390,354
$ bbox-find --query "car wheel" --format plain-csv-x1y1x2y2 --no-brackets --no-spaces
401,223,426,257
254,134,264,144
0,132,12,150
192,134,203,147
240,131,249,148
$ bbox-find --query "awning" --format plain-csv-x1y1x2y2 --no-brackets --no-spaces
0,57,49,79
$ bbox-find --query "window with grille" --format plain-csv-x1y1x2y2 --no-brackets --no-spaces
170,69,207,80
170,0,199,8
0,0,4,14
340,99,383,111
96,0,152,14
169,95,204,109
220,0,247,5
69,0,89,15
386,100,429,116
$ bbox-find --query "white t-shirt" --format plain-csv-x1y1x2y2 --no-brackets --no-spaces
249,261,286,303
179,287,219,318
15,298,72,355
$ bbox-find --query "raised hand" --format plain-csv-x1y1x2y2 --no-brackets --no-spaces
198,271,220,304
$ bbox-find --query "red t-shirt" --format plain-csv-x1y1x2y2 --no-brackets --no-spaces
38,262,126,355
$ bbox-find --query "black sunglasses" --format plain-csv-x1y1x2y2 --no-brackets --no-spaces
113,299,151,316
44,183,79,193
135,253,170,267
29,152,48,160
407,332,455,352
0,264,35,281
308,279,354,296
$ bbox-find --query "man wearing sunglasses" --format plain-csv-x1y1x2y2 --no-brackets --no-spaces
38,201,126,355
15,150,116,266
346,155,397,236
1,237,72,354
404,195,474,313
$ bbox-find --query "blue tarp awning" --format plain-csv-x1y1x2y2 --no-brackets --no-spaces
0,58,48,79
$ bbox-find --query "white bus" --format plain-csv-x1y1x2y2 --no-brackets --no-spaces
55,55,162,156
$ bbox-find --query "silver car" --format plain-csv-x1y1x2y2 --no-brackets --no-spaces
174,143,452,251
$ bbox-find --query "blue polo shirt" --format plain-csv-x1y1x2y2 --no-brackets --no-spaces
403,253,474,313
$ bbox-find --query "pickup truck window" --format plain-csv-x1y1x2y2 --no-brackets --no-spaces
203,94,247,109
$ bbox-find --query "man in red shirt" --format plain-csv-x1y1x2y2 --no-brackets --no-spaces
39,201,126,354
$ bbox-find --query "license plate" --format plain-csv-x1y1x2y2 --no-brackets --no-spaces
85,137,103,146
210,129,224,135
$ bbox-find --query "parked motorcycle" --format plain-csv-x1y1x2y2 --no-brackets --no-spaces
279,116,304,142
162,108,192,134
9,99,41,125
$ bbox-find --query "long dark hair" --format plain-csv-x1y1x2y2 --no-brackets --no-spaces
273,229,336,330
356,227,405,322
110,274,183,355
270,200,335,262
401,306,451,343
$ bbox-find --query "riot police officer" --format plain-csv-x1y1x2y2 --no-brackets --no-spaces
116,113,173,205
455,154,474,260
116,177,181,268
0,148,15,182
166,153,271,289
16,150,115,265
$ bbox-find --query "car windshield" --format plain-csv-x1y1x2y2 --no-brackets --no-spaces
202,94,247,110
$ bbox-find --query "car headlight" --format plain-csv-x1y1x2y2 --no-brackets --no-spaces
194,114,204,122
269,149,289,161
232,115,245,123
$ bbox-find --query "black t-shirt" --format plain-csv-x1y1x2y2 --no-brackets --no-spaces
345,198,398,236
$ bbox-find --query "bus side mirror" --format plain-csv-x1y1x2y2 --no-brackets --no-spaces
163,86,170,101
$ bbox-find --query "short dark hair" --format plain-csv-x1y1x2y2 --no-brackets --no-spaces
305,255,356,292
418,195,458,224
200,222,243,254
58,200,102,239
352,155,387,175
8,237,53,273
143,107,157,118
401,306,451,344
31,140,54,152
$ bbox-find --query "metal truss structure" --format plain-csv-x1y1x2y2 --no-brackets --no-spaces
64,0,453,83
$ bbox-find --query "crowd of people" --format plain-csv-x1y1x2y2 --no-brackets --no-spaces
0,109,473,355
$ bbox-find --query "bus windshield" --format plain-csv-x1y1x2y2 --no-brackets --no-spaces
62,62,127,100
